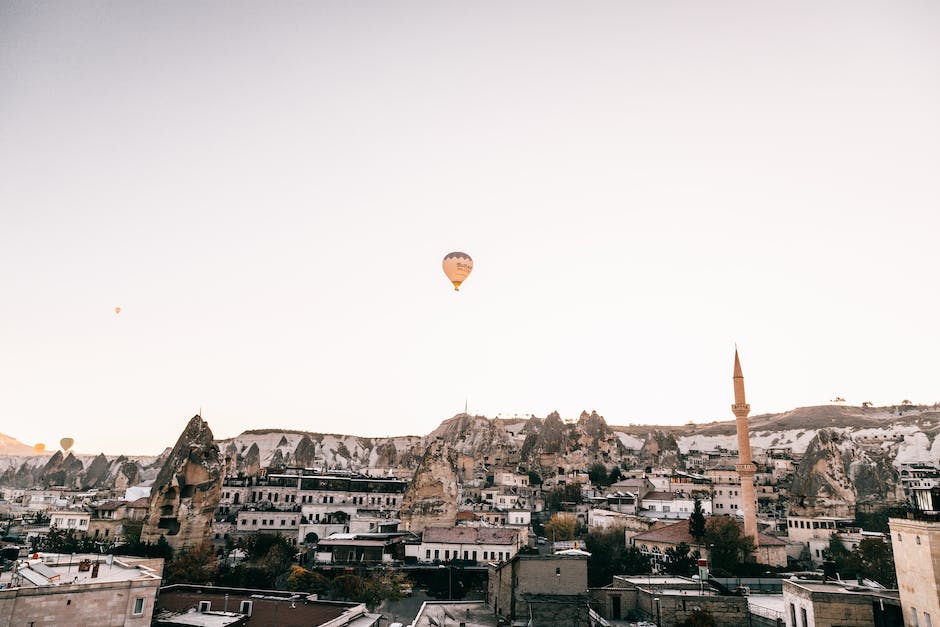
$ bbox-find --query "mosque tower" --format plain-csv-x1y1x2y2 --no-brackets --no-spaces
732,348,759,546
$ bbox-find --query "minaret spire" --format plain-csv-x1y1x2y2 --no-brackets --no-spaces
732,347,759,550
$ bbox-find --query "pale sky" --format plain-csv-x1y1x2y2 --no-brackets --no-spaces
1,1,938,455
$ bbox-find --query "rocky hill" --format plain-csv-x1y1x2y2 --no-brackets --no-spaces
1,405,936,513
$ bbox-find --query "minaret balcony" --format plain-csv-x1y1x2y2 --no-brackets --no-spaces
736,463,757,475
732,403,751,413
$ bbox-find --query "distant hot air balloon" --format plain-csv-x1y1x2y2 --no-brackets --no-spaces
114,307,121,314
60,437,74,452
442,252,473,291
33,443,46,454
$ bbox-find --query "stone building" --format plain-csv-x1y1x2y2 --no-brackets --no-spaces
591,575,750,627
409,526,526,564
0,553,163,626
782,578,902,627
630,518,788,568
889,513,940,627
487,552,591,624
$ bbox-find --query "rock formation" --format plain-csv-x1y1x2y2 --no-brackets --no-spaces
399,439,461,532
140,415,224,551
790,429,905,516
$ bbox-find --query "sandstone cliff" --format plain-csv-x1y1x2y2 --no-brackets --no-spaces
399,439,461,532
140,415,224,551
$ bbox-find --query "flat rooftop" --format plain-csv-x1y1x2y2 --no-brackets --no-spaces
0,553,161,588
411,601,498,627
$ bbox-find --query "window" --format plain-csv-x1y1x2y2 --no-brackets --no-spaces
199,601,211,612
426,550,431,559
240,600,253,616
133,598,144,616
434,550,439,560
789,603,796,626
800,607,807,627
445,550,450,559
555,567,561,576
916,536,922,545
924,612,932,627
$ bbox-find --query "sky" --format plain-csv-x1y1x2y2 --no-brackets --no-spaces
1,1,938,455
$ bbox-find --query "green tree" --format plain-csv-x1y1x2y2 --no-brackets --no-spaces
823,533,859,579
663,542,700,577
608,467,623,484
545,483,584,511
527,471,543,486
165,541,218,584
688,497,706,540
356,570,412,611
332,573,364,600
584,526,651,586
588,463,610,487
704,517,755,574
287,565,331,594
854,537,896,587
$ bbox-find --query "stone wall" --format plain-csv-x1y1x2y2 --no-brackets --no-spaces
889,517,940,627
0,577,160,626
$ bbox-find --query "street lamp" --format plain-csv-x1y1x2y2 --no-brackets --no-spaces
654,597,661,627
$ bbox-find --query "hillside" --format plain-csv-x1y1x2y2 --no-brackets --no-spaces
1,405,937,512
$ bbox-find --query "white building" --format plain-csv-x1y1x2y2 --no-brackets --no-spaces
638,492,712,520
49,510,91,535
407,526,527,565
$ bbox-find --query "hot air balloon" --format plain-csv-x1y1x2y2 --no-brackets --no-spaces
114,307,121,314
33,443,46,454
60,437,74,452
442,252,473,291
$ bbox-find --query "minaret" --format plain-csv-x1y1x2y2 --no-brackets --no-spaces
732,348,759,546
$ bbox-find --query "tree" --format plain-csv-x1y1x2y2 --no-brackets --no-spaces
703,517,755,574
588,462,610,487
332,573,364,599
854,537,896,587
356,570,412,610
527,471,543,486
544,514,578,542
608,467,623,484
823,533,858,579
165,541,218,584
545,483,584,511
663,542,700,577
688,497,706,540
584,526,651,586
287,566,331,594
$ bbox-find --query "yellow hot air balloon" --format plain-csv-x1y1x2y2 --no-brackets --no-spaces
60,437,74,452
114,307,121,314
442,252,473,291
33,443,46,454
